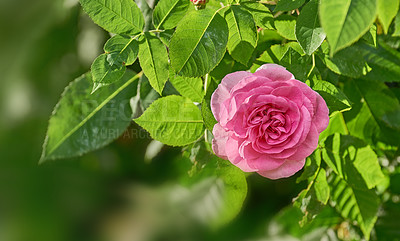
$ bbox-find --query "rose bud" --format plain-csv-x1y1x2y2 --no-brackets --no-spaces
190,0,209,9
211,64,329,179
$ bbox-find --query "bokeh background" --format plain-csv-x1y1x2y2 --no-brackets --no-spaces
0,1,310,241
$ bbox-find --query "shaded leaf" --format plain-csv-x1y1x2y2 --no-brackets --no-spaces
309,76,352,114
279,48,311,81
343,78,400,145
274,0,305,12
40,71,140,162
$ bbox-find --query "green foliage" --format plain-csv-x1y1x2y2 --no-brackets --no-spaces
295,0,325,55
322,134,384,239
153,0,190,30
275,15,297,40
138,32,169,94
294,150,330,226
170,9,229,77
225,5,258,65
308,76,352,114
134,95,204,146
274,0,305,12
41,71,140,162
319,43,370,78
320,0,377,55
169,73,205,103
104,34,139,66
377,0,400,34
79,0,144,35
359,41,400,83
343,78,400,145
240,1,274,29
182,142,248,226
91,53,126,92
201,77,218,132
279,48,311,81
41,1,400,239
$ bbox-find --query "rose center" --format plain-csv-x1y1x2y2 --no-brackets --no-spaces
248,104,289,140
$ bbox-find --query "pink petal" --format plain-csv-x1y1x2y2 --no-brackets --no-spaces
257,159,306,179
248,154,286,171
226,136,256,172
286,124,319,161
313,93,330,133
271,85,304,107
211,71,252,122
212,123,229,159
254,64,294,82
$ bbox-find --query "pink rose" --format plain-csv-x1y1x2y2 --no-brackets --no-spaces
211,64,329,179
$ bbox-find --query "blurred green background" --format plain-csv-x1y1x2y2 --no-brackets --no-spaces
0,0,331,240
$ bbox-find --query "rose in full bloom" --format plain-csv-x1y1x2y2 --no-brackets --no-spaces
211,64,329,179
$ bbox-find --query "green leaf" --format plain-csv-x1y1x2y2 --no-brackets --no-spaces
170,8,229,77
40,71,141,162
134,95,205,146
182,151,248,227
240,1,274,29
138,33,169,94
343,78,400,145
274,15,297,40
375,200,400,241
393,11,400,36
104,35,139,66
309,76,352,114
225,5,258,65
91,54,126,93
251,42,303,71
377,0,399,34
319,0,377,55
319,111,349,141
322,134,383,239
137,74,160,112
322,134,385,189
297,149,322,183
362,24,377,46
158,29,174,47
294,167,329,226
79,0,144,35
273,206,341,239
201,78,218,132
295,0,326,55
279,48,311,81
169,72,205,103
328,172,378,240
153,0,189,30
319,44,371,78
274,0,305,12
358,41,400,83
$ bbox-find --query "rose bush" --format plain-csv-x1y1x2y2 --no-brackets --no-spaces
211,64,329,179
